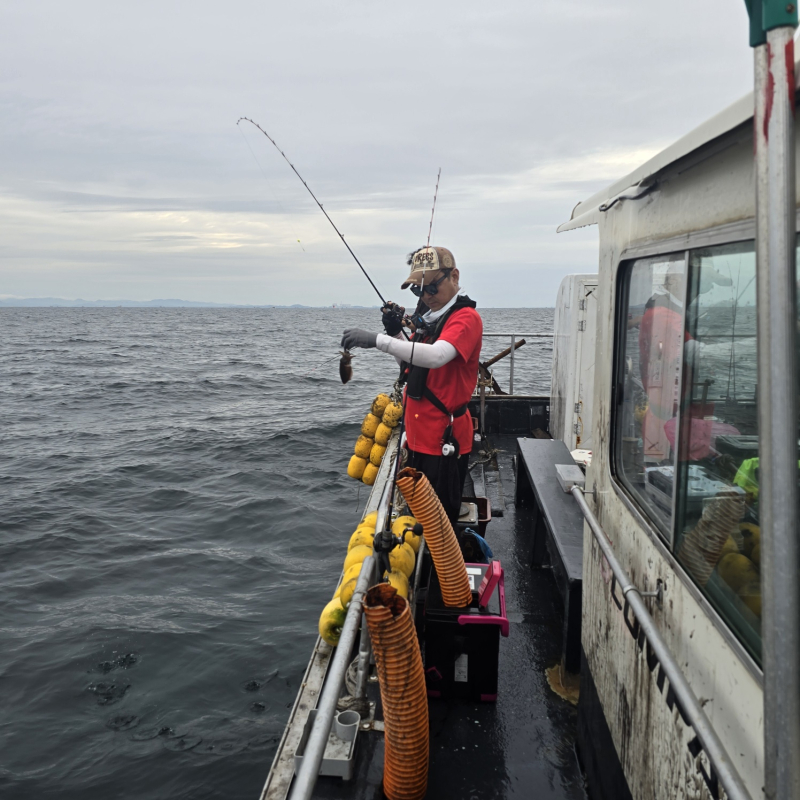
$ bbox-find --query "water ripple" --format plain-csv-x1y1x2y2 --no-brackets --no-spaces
0,306,552,799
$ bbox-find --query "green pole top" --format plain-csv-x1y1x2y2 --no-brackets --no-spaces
744,0,797,47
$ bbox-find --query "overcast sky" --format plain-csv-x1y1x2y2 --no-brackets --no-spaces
0,1,755,307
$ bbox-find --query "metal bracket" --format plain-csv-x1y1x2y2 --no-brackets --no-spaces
638,579,665,609
359,702,383,732
621,579,664,608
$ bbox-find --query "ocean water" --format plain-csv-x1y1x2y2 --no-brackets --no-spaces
0,307,553,800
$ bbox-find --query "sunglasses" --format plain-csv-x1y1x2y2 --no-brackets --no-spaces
409,269,452,297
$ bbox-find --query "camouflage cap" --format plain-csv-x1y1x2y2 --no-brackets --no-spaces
401,246,456,289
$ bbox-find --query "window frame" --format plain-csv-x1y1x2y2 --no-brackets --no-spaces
611,249,691,549
608,221,764,684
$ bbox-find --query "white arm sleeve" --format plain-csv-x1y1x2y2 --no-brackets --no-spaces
376,333,458,369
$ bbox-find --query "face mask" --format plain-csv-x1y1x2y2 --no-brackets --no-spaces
422,289,466,323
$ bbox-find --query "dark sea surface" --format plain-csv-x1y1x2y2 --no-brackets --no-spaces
0,307,553,800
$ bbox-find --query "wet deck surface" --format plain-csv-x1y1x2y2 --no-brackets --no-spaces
310,435,588,799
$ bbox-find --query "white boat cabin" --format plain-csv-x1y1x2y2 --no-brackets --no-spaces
555,73,800,800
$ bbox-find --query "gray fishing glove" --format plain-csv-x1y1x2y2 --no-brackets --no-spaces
341,328,377,350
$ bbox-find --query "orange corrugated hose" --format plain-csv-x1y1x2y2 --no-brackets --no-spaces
395,467,472,608
364,584,429,800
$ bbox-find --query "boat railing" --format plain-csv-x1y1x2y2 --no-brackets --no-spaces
287,458,397,800
480,332,552,396
570,486,753,800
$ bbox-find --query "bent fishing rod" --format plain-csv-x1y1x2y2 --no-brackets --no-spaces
237,117,389,307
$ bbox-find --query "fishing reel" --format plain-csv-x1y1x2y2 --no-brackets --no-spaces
403,311,431,335
381,301,406,335
383,299,432,336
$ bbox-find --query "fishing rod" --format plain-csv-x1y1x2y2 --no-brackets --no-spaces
237,117,388,306
426,168,441,249
406,168,443,333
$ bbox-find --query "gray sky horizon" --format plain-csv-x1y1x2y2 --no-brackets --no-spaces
1,2,755,308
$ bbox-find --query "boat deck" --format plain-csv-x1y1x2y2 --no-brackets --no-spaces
303,434,588,799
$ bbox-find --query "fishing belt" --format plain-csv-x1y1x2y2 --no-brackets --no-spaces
401,294,477,422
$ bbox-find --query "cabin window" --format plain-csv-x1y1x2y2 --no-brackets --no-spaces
615,241,764,663
614,252,687,539
673,241,761,663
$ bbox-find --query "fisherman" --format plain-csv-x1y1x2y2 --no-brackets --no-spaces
341,247,482,523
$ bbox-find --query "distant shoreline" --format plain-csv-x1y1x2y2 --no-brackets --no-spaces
0,298,554,309
0,298,377,309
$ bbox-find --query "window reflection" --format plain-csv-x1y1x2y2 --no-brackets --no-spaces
616,253,687,535
674,242,761,661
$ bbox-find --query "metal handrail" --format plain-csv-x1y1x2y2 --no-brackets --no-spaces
288,555,376,800
288,458,396,800
481,331,552,395
570,486,754,800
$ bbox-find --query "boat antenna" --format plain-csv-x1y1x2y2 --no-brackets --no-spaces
426,168,441,249
237,116,387,306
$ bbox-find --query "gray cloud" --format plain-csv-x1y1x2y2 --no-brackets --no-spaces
0,0,754,306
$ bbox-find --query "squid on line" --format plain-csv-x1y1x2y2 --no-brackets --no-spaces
339,349,353,384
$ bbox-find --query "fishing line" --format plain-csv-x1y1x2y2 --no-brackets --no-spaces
237,124,306,252
303,352,344,377
237,117,389,307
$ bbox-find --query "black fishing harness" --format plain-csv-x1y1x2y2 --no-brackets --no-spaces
399,295,477,456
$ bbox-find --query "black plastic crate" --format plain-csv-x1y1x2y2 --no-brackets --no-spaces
423,561,508,702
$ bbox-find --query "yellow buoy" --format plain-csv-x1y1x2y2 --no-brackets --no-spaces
382,569,410,598
738,580,762,617
382,402,403,428
720,537,739,558
340,574,361,607
389,542,415,578
353,525,375,542
392,515,420,552
740,523,760,559
362,462,379,486
348,528,375,551
374,422,392,447
344,545,373,573
391,515,417,536
319,598,347,646
362,510,378,527
337,562,363,608
338,562,362,590
334,561,363,597
354,435,374,459
717,553,758,593
751,542,761,565
347,455,368,480
361,413,381,438
370,443,387,466
371,393,391,418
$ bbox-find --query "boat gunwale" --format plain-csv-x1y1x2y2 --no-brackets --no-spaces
260,432,400,800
